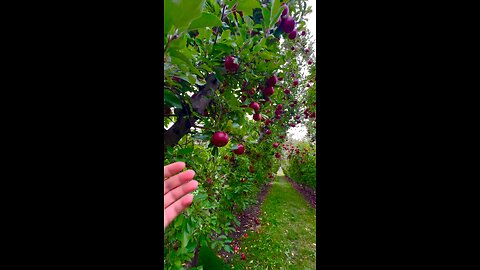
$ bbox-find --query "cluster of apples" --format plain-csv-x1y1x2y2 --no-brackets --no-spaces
278,4,298,40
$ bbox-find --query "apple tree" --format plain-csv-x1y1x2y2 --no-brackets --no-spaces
164,0,316,269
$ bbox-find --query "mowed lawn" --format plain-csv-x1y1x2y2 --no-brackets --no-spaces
227,175,317,269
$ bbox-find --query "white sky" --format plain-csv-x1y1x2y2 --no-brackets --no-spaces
289,0,315,141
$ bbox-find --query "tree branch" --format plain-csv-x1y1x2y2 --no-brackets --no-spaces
164,73,221,152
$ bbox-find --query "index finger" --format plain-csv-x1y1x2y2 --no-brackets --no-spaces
164,162,185,179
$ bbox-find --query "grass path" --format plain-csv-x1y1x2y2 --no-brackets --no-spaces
227,175,317,269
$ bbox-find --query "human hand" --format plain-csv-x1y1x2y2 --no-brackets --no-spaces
164,162,198,230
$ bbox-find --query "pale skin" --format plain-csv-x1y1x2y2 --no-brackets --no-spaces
164,162,198,230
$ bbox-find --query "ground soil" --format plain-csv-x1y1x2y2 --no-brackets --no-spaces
285,176,316,209
217,180,274,263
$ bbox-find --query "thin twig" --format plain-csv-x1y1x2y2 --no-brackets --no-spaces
214,3,227,45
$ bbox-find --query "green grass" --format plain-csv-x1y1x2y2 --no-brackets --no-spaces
226,176,317,269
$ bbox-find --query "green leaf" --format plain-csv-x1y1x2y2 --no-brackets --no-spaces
168,49,203,77
270,0,283,29
189,12,223,30
181,230,189,248
164,90,182,109
165,0,205,32
223,245,233,253
224,88,241,109
192,133,212,141
164,1,174,36
169,35,187,49
236,0,262,17
212,146,218,156
220,29,231,42
243,15,254,28
178,146,194,156
262,7,270,33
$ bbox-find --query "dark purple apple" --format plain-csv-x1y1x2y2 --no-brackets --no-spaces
288,29,297,39
224,56,239,73
281,16,295,33
267,75,278,87
249,102,260,112
263,86,274,96
212,131,229,147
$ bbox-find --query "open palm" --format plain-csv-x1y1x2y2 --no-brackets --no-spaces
164,162,198,230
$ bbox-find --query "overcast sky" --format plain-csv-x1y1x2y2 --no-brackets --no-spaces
289,0,316,141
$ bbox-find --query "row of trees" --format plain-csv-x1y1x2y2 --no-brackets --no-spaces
164,0,316,268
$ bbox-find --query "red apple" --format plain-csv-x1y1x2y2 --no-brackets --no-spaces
288,29,297,39
281,16,295,33
253,113,262,121
263,86,274,96
267,75,278,87
224,56,239,73
273,142,279,148
249,102,260,112
282,4,289,17
234,144,245,155
211,131,229,147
